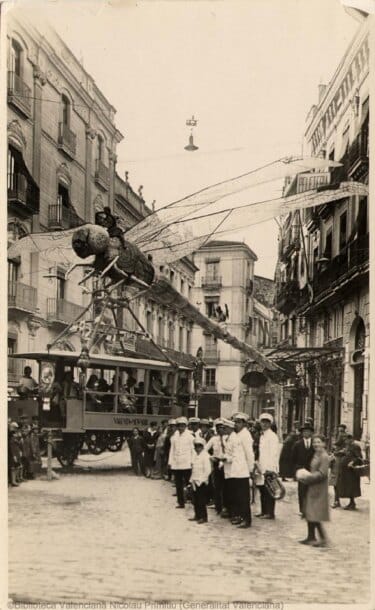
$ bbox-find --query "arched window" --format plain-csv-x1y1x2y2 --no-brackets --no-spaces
61,94,70,127
97,134,104,161
10,40,22,77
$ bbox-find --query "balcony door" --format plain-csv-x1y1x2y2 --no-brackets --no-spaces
206,261,219,280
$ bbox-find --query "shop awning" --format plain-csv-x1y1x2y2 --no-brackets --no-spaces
265,345,343,365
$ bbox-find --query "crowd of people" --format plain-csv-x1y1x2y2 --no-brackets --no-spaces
129,414,368,546
7,418,42,487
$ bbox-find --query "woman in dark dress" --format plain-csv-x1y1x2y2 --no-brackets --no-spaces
336,434,362,510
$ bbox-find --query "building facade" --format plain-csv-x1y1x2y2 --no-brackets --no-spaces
274,15,369,443
191,240,277,418
7,14,197,396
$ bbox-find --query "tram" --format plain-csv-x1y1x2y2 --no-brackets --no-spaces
8,350,192,467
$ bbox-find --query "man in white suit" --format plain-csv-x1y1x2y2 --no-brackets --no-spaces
168,416,195,508
233,412,255,527
256,413,280,520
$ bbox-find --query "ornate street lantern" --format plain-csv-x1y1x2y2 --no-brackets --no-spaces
241,361,267,388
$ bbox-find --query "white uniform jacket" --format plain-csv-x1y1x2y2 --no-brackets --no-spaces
190,450,212,487
237,427,255,474
223,431,249,479
257,428,280,482
168,430,195,470
206,434,227,459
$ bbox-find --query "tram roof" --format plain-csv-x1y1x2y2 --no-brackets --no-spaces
12,350,191,371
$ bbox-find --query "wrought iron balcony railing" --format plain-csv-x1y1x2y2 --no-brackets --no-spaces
47,298,85,324
7,172,39,215
202,276,222,289
7,71,32,117
203,349,220,363
58,122,77,157
8,281,38,312
48,203,82,230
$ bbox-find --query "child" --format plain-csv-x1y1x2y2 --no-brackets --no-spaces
189,437,212,524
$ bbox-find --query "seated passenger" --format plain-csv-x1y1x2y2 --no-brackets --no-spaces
17,366,38,398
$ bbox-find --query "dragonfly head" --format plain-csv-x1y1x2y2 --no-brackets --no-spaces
72,224,110,258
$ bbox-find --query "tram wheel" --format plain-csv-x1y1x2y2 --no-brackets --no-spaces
56,435,81,468
86,432,106,455
106,432,124,452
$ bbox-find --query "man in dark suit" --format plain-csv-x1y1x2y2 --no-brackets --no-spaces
291,421,315,517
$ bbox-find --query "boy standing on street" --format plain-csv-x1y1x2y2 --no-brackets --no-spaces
189,437,212,524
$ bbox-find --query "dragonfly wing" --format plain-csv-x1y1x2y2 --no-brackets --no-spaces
139,182,368,266
126,156,341,248
7,225,95,267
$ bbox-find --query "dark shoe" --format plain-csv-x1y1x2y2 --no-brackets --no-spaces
263,515,275,520
299,538,316,545
175,505,185,509
231,517,242,525
255,513,266,518
312,540,328,548
197,519,207,524
344,503,356,510
331,501,341,508
220,511,230,518
237,521,251,529
188,517,197,521
11,482,19,487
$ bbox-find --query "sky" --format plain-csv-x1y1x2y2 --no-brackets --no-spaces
11,0,359,278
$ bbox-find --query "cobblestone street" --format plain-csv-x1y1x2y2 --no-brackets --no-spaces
9,447,371,605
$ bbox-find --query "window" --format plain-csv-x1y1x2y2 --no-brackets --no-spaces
8,337,17,356
10,40,22,77
170,270,175,285
339,212,347,251
180,278,185,295
61,95,70,127
146,310,153,334
157,317,164,344
8,259,19,284
179,327,184,351
186,329,191,354
358,197,368,236
206,261,219,279
58,183,70,209
57,277,65,300
329,148,335,161
206,300,218,318
323,311,330,342
97,135,104,161
324,230,332,259
205,368,216,388
168,321,174,348
204,334,217,352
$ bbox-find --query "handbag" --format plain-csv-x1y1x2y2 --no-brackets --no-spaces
349,458,370,478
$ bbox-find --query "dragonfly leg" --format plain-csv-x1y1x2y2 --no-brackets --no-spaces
100,256,119,278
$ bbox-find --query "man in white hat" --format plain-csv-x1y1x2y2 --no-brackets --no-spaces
188,417,202,438
233,412,254,527
256,413,280,519
168,416,195,508
221,419,251,528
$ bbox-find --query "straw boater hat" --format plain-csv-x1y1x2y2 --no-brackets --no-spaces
188,417,200,424
221,418,235,429
259,412,274,423
176,416,188,425
232,412,249,422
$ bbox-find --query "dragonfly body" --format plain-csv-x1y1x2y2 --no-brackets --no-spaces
72,224,155,285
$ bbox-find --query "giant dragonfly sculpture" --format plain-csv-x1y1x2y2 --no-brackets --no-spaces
8,156,367,377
